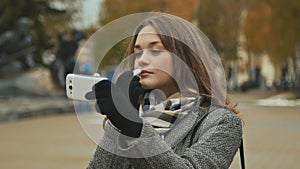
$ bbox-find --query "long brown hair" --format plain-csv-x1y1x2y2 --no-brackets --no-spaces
125,14,239,114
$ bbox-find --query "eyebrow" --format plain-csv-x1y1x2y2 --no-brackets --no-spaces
134,41,161,49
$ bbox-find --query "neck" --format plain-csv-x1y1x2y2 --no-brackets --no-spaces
161,81,179,98
166,92,181,99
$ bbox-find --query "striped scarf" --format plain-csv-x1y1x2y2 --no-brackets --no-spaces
140,91,196,134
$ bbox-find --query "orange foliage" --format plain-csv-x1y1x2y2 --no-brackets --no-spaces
244,1,273,52
100,0,197,24
164,0,198,20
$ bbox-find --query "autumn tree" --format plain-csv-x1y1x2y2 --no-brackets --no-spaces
195,0,243,61
99,0,197,25
244,1,271,52
0,0,82,61
98,0,198,67
244,0,300,76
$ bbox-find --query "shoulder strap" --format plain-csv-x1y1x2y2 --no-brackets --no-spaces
239,138,245,169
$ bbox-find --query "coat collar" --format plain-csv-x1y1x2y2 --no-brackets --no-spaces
164,97,208,148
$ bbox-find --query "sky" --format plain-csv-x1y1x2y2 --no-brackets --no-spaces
78,0,102,28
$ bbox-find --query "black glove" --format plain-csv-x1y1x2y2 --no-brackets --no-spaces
115,71,144,110
85,71,144,138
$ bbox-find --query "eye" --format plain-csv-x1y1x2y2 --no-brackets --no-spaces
150,49,163,56
133,51,143,58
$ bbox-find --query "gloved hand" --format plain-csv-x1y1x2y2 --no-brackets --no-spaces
115,71,144,110
85,71,144,138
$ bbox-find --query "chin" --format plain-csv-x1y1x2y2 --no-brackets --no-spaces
140,79,157,89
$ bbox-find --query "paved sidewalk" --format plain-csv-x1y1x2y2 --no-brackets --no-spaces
0,96,74,122
0,89,299,169
0,114,96,169
229,89,300,169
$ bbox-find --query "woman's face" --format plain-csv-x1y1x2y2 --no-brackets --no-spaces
133,25,177,97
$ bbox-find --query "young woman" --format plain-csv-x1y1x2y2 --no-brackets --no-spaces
86,13,243,169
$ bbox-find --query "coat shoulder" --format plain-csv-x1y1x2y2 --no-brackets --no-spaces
204,107,242,127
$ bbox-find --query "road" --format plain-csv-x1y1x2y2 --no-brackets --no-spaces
230,90,300,169
0,114,95,169
0,89,299,169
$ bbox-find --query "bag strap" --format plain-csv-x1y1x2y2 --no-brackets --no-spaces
239,138,245,169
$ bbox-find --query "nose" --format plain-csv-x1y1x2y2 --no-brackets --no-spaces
136,51,150,68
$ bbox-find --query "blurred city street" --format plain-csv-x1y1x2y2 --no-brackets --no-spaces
1,0,300,169
230,89,300,169
0,89,299,169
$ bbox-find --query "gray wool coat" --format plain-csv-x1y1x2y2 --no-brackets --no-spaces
86,98,243,169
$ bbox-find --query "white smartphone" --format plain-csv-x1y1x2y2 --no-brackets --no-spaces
66,74,108,101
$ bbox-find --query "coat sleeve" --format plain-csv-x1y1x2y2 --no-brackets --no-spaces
86,145,130,169
86,121,131,169
126,109,243,169
87,109,242,169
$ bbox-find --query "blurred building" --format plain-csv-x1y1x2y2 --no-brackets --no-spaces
235,28,276,89
225,10,278,90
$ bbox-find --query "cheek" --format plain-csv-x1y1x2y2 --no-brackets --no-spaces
140,71,173,89
152,57,174,75
164,63,173,75
133,61,138,69
158,72,174,86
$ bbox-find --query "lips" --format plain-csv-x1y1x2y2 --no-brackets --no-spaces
140,70,153,77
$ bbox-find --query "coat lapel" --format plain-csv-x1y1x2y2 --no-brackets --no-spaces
164,97,208,148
